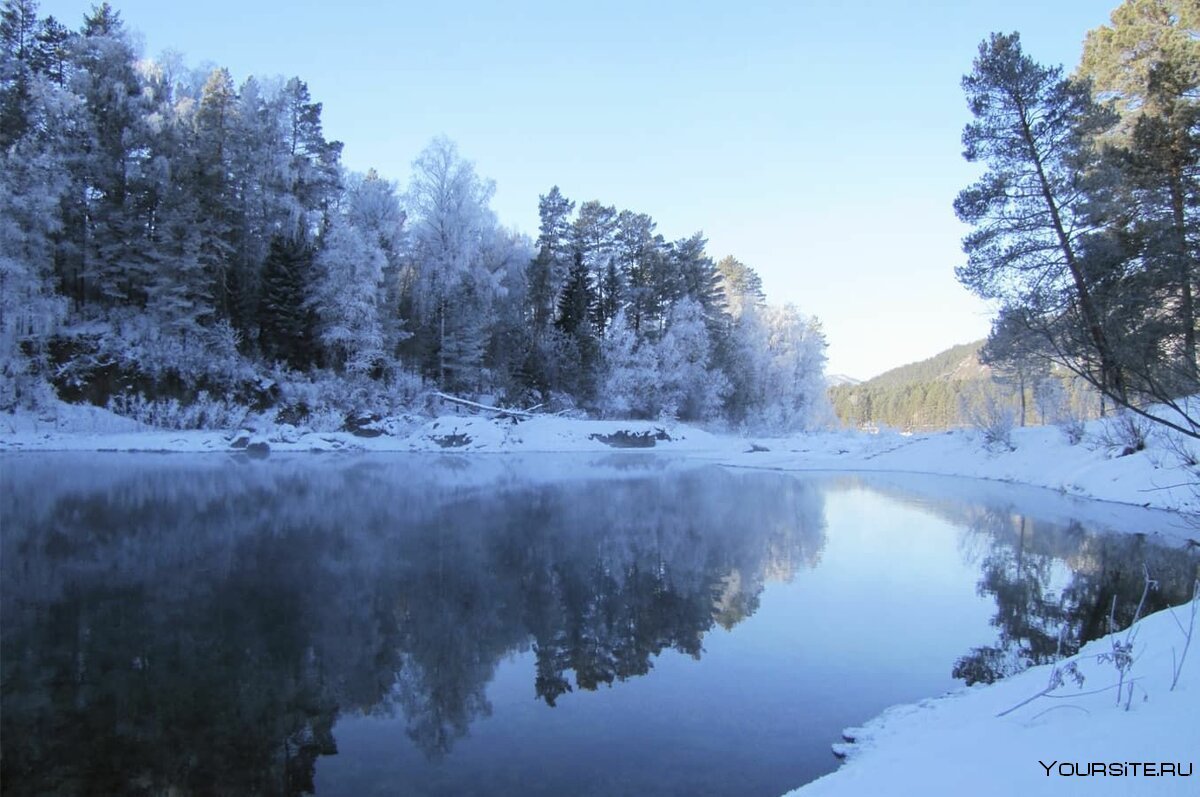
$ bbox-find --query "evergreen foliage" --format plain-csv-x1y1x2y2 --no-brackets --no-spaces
956,5,1200,438
258,234,315,370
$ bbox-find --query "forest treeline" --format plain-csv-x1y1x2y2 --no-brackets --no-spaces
0,1,830,431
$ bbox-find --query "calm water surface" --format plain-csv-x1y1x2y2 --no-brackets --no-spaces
1,453,1196,797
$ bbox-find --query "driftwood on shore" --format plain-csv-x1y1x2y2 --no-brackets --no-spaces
433,392,544,419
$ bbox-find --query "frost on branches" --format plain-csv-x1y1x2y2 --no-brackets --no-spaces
0,1,830,430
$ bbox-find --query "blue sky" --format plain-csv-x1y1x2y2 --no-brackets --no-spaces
40,0,1119,378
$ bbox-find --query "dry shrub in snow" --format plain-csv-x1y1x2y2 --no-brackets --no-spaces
107,391,249,431
1098,410,1152,457
962,388,1017,451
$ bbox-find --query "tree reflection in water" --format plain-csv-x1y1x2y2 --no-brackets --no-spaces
953,509,1199,685
0,455,826,794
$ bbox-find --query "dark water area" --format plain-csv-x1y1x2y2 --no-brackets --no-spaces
1,453,1196,797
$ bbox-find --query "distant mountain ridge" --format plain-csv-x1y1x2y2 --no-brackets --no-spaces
828,340,995,431
860,341,989,389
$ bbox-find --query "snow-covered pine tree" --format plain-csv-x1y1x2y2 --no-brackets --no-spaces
279,76,342,220
72,2,160,310
716,256,765,318
192,67,240,323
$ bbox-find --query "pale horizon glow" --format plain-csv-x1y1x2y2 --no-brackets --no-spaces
38,0,1118,379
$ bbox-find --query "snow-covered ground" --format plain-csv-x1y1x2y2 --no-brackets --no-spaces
2,400,1198,515
2,401,1198,796
788,594,1199,796
735,423,1200,516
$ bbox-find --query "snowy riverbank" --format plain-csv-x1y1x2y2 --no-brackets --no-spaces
3,400,1198,516
786,595,1199,797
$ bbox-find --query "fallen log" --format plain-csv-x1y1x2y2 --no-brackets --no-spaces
434,392,540,419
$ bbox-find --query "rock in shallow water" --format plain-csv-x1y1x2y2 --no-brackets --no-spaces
245,438,270,458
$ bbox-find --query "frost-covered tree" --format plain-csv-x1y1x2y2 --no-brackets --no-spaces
405,137,497,313
0,0,40,147
191,66,240,321
311,215,386,375
760,305,832,430
404,137,502,385
31,13,70,87
598,310,657,418
67,3,176,311
654,297,729,421
0,4,74,406
223,75,292,336
344,169,407,355
724,302,830,432
671,233,727,327
279,76,342,220
0,0,834,424
0,137,66,407
146,190,212,338
598,298,727,421
485,228,535,399
345,168,405,253
439,277,491,390
723,302,771,426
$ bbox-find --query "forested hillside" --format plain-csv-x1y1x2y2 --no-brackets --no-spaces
0,1,831,432
830,343,980,430
829,341,1105,431
859,342,988,390
829,342,1000,430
